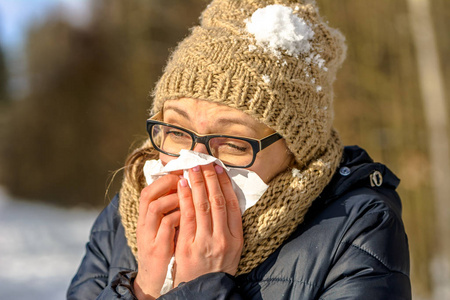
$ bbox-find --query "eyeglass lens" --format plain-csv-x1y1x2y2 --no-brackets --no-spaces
151,124,254,167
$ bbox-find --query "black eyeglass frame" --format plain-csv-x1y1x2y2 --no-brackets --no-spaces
146,114,283,168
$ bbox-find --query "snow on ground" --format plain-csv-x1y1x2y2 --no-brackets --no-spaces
0,187,100,300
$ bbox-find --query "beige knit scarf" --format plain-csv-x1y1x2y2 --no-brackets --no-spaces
119,130,342,275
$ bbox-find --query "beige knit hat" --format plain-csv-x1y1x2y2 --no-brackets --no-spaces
120,0,347,275
152,0,347,169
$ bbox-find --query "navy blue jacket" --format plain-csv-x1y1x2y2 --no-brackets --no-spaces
67,146,411,299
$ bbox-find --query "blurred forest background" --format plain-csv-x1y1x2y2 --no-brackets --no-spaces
0,0,449,299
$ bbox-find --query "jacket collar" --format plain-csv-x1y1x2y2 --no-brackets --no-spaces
318,145,400,205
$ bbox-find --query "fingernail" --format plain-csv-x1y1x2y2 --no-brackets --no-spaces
192,165,200,172
179,178,188,187
214,164,224,174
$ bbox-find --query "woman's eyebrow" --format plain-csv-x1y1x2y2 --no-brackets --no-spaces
215,117,252,127
164,105,190,120
164,104,258,134
215,118,258,135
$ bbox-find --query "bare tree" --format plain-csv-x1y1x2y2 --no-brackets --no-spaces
407,0,450,298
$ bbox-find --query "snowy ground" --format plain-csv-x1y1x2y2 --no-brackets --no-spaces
0,187,100,300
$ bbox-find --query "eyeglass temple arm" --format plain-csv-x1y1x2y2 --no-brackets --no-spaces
260,133,283,150
150,111,163,120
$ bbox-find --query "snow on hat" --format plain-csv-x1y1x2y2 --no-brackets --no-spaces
151,0,346,169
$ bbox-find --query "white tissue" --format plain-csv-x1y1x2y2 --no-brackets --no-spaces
159,256,175,295
143,149,269,214
143,150,269,295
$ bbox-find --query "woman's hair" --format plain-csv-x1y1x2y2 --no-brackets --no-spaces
123,140,159,193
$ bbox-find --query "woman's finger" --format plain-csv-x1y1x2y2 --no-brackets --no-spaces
138,174,179,225
188,165,212,236
215,164,243,238
201,163,229,235
144,193,179,238
178,177,196,239
154,210,181,255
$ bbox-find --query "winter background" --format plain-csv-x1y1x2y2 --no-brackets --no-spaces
0,1,98,299
0,187,98,299
0,0,449,299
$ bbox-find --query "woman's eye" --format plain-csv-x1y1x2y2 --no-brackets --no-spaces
224,142,248,152
211,137,251,155
166,130,189,139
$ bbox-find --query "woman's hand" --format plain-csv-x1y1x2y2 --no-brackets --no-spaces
134,174,181,300
174,163,244,286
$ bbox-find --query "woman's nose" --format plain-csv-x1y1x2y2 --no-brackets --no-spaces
192,143,209,155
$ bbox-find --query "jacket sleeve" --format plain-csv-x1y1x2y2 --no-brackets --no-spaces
158,272,243,300
318,188,412,300
67,196,137,300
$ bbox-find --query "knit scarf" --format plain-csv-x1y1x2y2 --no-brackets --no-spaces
119,130,342,275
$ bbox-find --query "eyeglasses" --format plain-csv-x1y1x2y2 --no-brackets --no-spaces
146,112,283,168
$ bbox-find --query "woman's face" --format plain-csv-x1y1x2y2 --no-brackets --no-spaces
160,98,293,183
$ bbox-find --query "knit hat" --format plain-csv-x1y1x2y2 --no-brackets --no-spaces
152,0,346,168
120,0,346,275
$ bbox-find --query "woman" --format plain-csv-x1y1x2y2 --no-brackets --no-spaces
68,0,411,299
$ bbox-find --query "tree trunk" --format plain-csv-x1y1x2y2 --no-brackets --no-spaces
406,0,450,298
